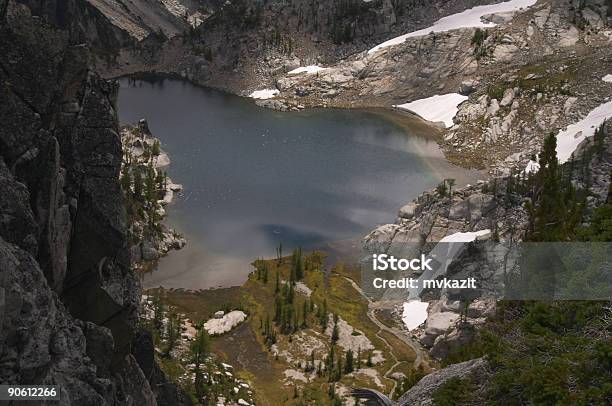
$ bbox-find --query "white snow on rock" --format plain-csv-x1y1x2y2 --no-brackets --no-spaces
602,74,612,83
204,310,247,335
369,0,537,54
440,229,491,243
402,300,429,331
556,100,612,163
524,159,540,174
287,65,327,75
294,281,312,297
249,89,279,99
394,93,469,128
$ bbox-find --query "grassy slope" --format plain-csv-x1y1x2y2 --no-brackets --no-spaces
158,252,417,404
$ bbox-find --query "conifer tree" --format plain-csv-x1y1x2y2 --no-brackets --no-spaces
191,327,210,402
144,164,155,201
594,123,606,156
287,283,294,304
152,292,164,333
275,271,280,293
344,349,354,373
120,168,132,195
274,297,282,324
331,314,339,344
302,300,309,328
335,354,343,381
151,139,161,156
447,178,456,197
528,133,573,241
294,247,304,280
319,299,328,329
276,242,283,264
133,169,143,200
164,312,182,357
262,262,268,284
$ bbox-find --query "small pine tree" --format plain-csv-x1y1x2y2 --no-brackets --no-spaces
190,327,210,367
274,297,282,324
164,312,182,357
331,315,339,344
151,139,161,156
152,291,164,333
335,354,343,382
133,169,143,200
275,271,280,293
294,247,304,280
436,181,447,197
262,262,268,284
344,349,354,373
287,283,295,304
189,328,210,399
447,178,456,197
302,300,309,328
319,299,328,329
528,133,567,241
120,167,132,194
594,123,606,156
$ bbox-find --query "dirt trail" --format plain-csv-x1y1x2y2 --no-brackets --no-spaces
341,276,430,371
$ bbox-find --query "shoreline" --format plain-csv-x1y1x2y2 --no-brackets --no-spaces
120,120,187,273
117,72,484,174
366,107,485,187
119,77,481,293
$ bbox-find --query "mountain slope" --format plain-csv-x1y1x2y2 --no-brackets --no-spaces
0,2,190,404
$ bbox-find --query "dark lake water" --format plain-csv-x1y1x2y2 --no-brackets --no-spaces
117,78,476,289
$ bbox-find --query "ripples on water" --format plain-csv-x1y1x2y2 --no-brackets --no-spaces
117,77,475,289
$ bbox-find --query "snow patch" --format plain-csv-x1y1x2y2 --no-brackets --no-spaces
524,160,540,174
294,281,312,297
440,229,491,243
402,300,429,331
369,0,537,54
249,89,279,99
203,311,247,335
287,65,327,75
394,93,468,128
556,100,612,163
602,74,612,83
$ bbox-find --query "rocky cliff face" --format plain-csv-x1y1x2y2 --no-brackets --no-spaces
0,2,189,404
363,118,612,364
96,0,499,93
268,0,612,168
14,0,136,57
